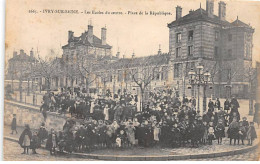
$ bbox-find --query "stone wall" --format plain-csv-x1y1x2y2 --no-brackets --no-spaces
4,100,67,131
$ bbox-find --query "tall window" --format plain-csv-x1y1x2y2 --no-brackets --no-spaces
176,47,181,58
228,49,232,58
55,77,59,87
188,45,193,56
176,33,182,43
214,46,219,57
188,30,193,41
161,66,168,80
185,62,195,77
118,70,122,82
228,34,232,41
222,69,231,82
124,70,131,82
215,31,219,41
245,45,251,59
108,73,112,82
153,67,160,81
174,63,182,78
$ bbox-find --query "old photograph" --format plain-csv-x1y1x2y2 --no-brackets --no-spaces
3,0,260,161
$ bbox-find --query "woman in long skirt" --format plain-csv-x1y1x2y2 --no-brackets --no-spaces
227,118,239,145
19,124,32,154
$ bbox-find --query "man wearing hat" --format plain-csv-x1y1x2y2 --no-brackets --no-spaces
11,114,17,134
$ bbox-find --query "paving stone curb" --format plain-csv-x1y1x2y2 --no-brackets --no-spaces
4,136,259,160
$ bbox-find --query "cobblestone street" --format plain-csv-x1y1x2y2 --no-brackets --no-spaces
189,149,260,161
3,139,259,161
3,139,96,161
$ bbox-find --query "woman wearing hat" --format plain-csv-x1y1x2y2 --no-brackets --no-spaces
18,124,32,154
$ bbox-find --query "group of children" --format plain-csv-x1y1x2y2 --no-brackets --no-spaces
41,114,257,155
228,117,257,145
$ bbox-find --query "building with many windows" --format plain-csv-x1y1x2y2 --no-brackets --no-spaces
167,0,254,98
53,24,114,89
9,0,255,100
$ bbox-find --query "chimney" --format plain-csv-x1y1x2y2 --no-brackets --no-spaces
218,1,226,21
101,27,107,45
30,48,34,57
68,31,74,42
13,51,17,58
116,48,120,58
206,0,214,18
20,49,24,55
132,52,135,58
176,6,182,20
189,9,193,14
87,25,93,43
123,54,125,59
158,44,162,55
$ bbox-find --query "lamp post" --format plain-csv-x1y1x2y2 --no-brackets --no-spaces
188,65,211,114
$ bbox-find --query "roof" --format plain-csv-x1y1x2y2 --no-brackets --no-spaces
231,19,251,28
9,53,38,63
62,31,112,49
167,8,251,28
95,53,170,71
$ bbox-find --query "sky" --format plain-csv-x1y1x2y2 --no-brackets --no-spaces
5,0,260,64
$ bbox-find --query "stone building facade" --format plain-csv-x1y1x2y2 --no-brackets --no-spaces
167,0,254,99
7,49,37,80
53,24,113,89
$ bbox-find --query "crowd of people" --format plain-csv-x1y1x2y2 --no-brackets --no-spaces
16,87,258,155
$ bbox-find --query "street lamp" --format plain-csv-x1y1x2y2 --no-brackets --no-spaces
188,65,211,114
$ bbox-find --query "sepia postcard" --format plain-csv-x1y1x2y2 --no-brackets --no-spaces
3,0,260,161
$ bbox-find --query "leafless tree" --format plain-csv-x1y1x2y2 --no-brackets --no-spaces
36,49,62,91
243,64,257,114
127,54,169,110
77,55,100,93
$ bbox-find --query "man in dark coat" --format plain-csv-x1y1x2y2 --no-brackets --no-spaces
19,124,32,154
230,97,240,109
182,96,189,104
224,98,230,113
215,98,221,110
208,99,214,112
11,114,17,134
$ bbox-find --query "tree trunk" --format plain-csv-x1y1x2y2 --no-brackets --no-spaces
249,79,254,115
11,75,14,92
19,79,22,102
85,77,90,94
27,78,30,96
46,78,51,90
140,88,144,112
103,81,107,96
